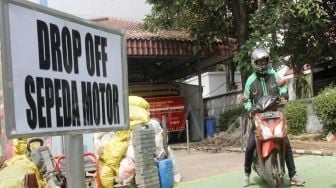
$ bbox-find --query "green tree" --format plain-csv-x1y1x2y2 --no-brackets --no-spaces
144,0,252,47
144,0,255,87
235,0,333,98
144,0,335,97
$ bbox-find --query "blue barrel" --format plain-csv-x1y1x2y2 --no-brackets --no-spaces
157,159,174,188
205,117,215,137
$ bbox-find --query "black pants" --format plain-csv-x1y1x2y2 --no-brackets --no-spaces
244,127,296,178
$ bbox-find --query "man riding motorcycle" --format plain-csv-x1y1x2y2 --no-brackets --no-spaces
242,46,305,187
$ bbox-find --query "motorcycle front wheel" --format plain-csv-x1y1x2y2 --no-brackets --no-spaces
264,150,285,188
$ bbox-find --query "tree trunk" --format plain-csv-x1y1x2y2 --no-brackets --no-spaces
229,62,236,90
230,0,248,47
230,0,248,86
225,63,231,91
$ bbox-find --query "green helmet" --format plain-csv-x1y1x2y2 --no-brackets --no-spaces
251,47,269,74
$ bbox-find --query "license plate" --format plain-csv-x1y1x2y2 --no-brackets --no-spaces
260,111,281,119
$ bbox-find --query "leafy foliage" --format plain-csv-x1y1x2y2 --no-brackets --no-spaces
144,0,258,55
145,0,235,48
144,0,336,96
321,0,336,58
312,85,336,134
284,100,307,136
235,0,330,75
234,0,334,98
219,106,244,131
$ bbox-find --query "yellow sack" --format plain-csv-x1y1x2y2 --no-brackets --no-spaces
0,157,45,188
129,96,150,109
13,138,28,155
12,138,41,156
99,163,115,188
129,105,150,122
99,138,129,171
115,130,130,142
130,120,147,130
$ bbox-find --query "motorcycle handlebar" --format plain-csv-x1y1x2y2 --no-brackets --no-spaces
250,97,286,114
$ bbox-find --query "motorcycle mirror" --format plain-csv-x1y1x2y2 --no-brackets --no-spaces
240,96,248,104
277,79,287,87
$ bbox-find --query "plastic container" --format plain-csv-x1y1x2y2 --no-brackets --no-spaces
205,117,215,137
157,159,174,188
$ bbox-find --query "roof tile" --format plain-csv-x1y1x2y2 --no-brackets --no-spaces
91,17,236,56
91,17,191,40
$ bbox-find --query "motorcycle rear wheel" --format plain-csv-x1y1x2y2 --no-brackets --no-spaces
264,150,285,188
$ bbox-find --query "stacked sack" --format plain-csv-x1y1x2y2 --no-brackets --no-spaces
99,96,150,188
0,138,46,188
128,96,150,129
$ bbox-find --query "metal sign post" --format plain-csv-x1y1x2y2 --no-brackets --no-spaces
161,115,168,157
65,134,85,188
186,120,190,154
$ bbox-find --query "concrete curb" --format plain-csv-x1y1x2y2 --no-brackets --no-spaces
223,147,335,156
171,145,335,156
292,149,334,156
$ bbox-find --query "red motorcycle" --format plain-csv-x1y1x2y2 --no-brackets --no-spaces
251,95,287,188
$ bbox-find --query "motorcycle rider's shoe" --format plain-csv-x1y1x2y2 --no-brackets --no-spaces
242,173,250,187
290,174,305,186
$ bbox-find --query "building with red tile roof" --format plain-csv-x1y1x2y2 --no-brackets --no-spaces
91,17,237,83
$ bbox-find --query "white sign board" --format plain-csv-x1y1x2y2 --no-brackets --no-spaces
0,0,129,138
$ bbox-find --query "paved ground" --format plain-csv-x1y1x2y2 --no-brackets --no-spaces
173,149,244,182
172,138,336,182
173,149,336,188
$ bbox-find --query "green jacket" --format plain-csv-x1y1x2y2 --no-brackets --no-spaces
243,68,287,111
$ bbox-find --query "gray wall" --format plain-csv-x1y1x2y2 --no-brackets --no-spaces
204,90,243,130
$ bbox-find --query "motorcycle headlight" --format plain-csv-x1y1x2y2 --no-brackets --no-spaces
274,120,285,137
255,118,270,139
259,123,273,139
